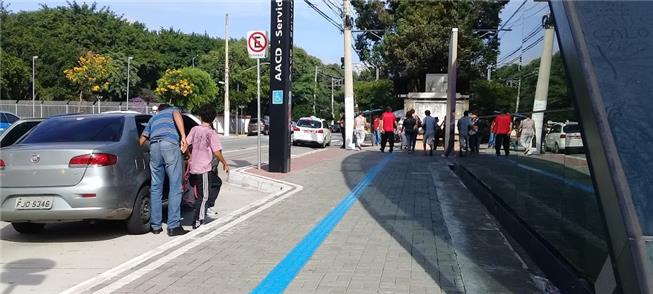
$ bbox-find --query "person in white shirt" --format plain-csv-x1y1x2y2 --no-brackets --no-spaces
354,112,367,150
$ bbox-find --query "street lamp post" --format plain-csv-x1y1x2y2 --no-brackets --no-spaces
127,56,133,110
32,56,38,117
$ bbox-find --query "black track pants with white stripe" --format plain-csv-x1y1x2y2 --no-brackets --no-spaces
189,171,223,222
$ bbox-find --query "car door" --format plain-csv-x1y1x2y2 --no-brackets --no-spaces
135,115,152,170
0,120,42,148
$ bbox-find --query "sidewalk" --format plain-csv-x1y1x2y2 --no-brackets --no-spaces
76,148,542,294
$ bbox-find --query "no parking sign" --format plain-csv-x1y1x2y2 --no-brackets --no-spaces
247,31,268,59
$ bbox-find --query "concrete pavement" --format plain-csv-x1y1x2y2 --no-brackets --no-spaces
75,147,543,294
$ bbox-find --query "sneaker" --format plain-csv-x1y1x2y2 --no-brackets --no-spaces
206,208,219,219
192,220,203,230
167,227,189,236
151,227,163,234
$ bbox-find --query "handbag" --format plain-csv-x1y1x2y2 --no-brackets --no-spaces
181,161,197,208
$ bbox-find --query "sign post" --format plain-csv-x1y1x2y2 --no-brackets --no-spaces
247,30,269,170
268,0,293,173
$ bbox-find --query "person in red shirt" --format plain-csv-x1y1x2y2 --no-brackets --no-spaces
494,110,513,156
380,106,397,153
372,115,381,146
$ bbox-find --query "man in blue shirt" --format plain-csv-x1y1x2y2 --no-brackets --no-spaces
457,111,472,156
139,104,189,236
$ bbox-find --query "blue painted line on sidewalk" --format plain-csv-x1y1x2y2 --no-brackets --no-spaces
251,154,395,294
515,162,594,193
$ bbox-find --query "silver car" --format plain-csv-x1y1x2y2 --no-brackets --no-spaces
0,113,195,234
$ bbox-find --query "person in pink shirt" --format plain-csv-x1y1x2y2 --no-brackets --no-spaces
186,105,230,229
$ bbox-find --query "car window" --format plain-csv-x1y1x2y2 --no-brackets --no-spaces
4,113,19,123
550,125,561,133
322,121,328,128
0,113,6,123
182,115,197,135
250,118,258,124
135,115,151,137
563,124,580,133
21,116,125,143
297,119,321,129
1,121,41,147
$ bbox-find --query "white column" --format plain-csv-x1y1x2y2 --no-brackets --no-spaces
445,28,458,155
223,13,230,136
343,0,355,149
532,16,555,154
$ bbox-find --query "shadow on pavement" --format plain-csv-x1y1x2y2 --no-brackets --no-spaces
340,150,535,293
0,221,126,243
1,258,55,294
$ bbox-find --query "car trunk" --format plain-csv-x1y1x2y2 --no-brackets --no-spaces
0,143,113,188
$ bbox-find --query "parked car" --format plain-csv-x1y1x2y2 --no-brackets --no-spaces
0,118,43,148
0,112,200,234
292,116,332,148
0,111,20,134
544,121,584,154
248,118,269,135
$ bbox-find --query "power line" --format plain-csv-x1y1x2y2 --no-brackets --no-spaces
304,0,343,32
498,46,521,64
522,26,543,43
522,35,544,52
322,0,342,19
524,6,548,19
494,0,528,41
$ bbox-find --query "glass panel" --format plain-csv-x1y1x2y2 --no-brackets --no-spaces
465,49,609,285
22,116,124,143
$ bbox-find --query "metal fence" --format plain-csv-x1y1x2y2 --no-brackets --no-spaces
0,100,154,118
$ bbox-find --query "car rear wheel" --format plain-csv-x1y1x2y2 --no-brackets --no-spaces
12,222,45,234
126,187,151,234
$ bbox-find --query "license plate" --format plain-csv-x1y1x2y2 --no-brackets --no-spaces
15,197,53,210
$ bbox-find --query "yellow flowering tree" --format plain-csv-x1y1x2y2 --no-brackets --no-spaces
64,51,116,103
155,67,217,111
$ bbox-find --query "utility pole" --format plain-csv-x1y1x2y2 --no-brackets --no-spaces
313,65,318,116
532,14,555,154
445,28,458,156
331,78,335,121
224,13,230,137
32,55,38,117
487,65,492,81
375,67,379,80
515,75,521,113
257,57,262,169
343,0,355,149
127,56,133,110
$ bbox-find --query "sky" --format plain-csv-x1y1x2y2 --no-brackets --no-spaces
5,0,556,67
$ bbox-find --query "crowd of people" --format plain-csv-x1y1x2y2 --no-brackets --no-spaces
339,106,536,158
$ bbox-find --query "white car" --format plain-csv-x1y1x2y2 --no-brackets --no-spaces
292,117,332,148
544,121,584,154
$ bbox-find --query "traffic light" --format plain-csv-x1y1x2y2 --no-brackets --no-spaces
340,57,345,69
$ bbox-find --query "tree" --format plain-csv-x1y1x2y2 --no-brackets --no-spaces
354,79,396,111
469,79,515,115
352,1,507,94
64,51,116,103
106,53,141,102
155,67,217,111
0,50,32,100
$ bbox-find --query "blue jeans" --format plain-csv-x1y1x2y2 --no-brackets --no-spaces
149,140,183,230
405,132,416,151
488,132,496,147
373,130,381,145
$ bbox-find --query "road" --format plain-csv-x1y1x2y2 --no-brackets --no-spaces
0,134,341,293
